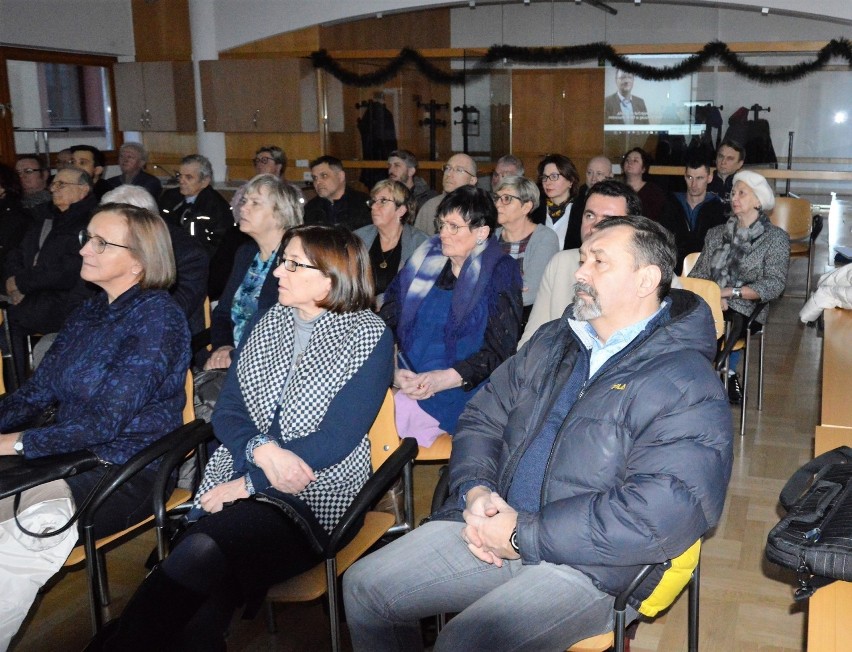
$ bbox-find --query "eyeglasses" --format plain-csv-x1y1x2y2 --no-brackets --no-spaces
367,198,398,208
79,231,133,254
434,220,471,235
17,168,43,176
442,165,475,178
492,193,522,206
540,172,564,183
253,156,276,165
50,180,87,190
278,257,320,273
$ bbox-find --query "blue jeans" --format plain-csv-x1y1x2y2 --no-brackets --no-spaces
343,520,622,651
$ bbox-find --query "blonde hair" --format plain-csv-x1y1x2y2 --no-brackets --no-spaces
95,203,175,289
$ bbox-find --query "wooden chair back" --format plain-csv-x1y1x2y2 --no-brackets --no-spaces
678,277,725,339
369,389,402,472
682,252,701,277
770,197,812,242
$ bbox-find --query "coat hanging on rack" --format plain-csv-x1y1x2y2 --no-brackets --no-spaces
357,99,398,189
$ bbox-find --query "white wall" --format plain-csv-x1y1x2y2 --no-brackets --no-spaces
0,0,134,55
211,0,850,53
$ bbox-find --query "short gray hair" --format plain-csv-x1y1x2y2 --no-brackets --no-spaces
120,141,148,163
181,154,213,181
243,174,304,230
496,154,525,177
389,149,417,170
594,215,676,300
495,175,540,213
101,184,157,213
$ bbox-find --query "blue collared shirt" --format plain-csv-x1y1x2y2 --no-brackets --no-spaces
569,297,671,377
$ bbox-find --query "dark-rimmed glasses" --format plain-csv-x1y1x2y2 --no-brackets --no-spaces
492,193,522,206
279,257,320,273
367,198,398,208
539,172,564,183
79,231,133,254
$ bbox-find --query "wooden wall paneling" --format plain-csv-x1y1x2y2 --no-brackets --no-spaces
319,9,450,51
510,70,561,175
220,27,321,58
511,68,605,178
558,68,605,182
131,0,191,62
224,132,322,183
141,132,198,174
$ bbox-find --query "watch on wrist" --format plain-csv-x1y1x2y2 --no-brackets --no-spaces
509,527,519,554
732,287,742,300
13,434,24,456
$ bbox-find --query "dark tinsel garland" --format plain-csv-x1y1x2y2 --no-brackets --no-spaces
311,38,852,87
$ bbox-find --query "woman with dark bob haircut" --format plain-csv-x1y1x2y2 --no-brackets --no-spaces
96,224,394,651
380,185,522,446
531,153,580,247
621,146,668,223
0,203,190,647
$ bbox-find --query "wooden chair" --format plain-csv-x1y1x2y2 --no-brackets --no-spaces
770,197,816,299
679,277,725,340
681,251,701,277
263,390,419,651
63,370,202,633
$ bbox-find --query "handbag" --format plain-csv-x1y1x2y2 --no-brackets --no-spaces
765,446,852,600
0,451,106,538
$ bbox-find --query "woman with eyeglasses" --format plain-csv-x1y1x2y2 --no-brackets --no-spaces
380,186,522,445
204,174,303,371
493,176,560,327
0,203,190,647
95,224,393,651
531,154,580,247
355,179,428,308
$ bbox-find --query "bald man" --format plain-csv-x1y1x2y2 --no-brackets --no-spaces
414,153,479,236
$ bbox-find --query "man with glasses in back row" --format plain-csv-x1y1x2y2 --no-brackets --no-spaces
2,167,98,383
15,155,52,209
414,153,479,236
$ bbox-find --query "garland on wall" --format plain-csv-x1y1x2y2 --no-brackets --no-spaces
311,38,852,87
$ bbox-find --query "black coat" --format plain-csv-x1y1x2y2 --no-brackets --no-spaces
159,186,233,256
303,187,371,231
0,199,32,273
3,193,99,333
106,170,163,201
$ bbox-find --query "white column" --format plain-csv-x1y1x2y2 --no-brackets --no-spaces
188,0,227,182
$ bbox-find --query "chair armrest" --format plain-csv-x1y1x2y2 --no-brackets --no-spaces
324,437,419,555
151,421,215,529
80,419,205,529
613,563,657,612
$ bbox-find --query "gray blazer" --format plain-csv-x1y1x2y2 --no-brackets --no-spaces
689,217,790,325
